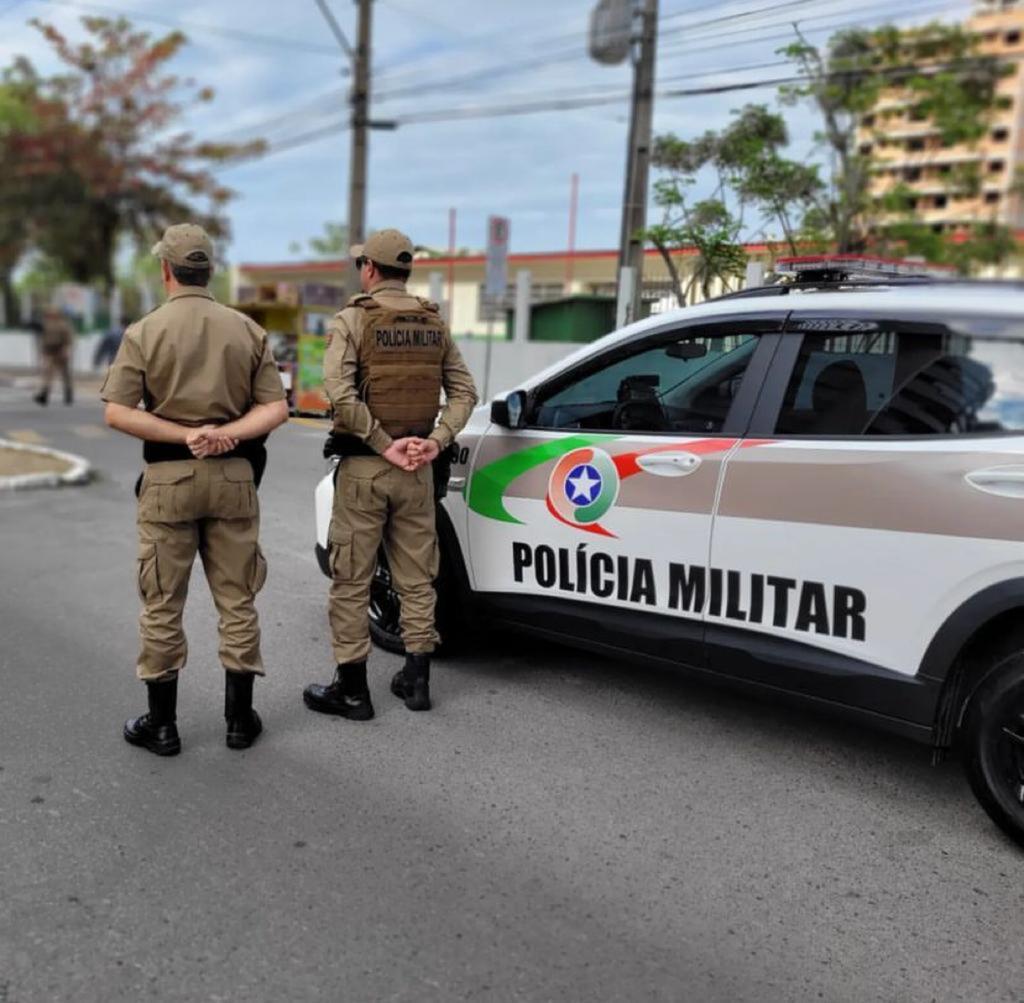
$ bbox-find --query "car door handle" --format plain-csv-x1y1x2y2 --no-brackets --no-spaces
636,451,702,477
965,465,1024,499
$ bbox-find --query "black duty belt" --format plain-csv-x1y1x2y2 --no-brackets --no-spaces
324,431,452,501
322,433,377,459
140,435,269,489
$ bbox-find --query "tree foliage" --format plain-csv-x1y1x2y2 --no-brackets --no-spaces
780,22,1016,270
290,221,350,258
1,16,264,297
645,104,820,304
645,20,1018,291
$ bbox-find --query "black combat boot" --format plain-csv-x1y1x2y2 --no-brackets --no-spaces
123,676,181,756
33,389,48,406
390,653,431,712
225,671,263,750
303,661,374,720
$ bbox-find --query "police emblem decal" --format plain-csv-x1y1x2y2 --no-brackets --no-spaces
547,447,620,532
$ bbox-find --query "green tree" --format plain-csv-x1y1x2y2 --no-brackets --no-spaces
780,22,1015,271
0,77,41,322
290,221,349,258
645,105,820,304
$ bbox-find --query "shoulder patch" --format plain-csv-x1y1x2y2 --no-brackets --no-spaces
415,297,441,314
346,292,379,310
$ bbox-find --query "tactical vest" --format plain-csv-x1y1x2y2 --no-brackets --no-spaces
352,294,447,438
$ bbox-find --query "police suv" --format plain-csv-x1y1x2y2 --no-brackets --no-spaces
316,257,1024,848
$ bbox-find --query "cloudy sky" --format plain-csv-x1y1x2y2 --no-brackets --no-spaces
1,0,972,265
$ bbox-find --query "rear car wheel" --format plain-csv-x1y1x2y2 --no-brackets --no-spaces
963,651,1024,848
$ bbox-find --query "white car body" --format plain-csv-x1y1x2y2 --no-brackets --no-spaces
315,281,1024,845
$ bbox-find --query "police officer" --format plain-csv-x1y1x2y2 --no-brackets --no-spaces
101,223,289,757
34,305,74,406
304,229,478,719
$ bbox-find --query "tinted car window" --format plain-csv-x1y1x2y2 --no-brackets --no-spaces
775,324,1024,436
533,334,758,433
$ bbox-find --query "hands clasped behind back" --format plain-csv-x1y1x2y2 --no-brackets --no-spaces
187,425,240,459
383,436,440,473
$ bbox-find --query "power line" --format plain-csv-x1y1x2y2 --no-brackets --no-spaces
213,0,970,156
660,0,961,47
261,118,350,156
657,0,965,57
661,0,829,32
373,0,960,105
312,0,354,59
374,0,835,85
224,35,1002,168
212,89,347,142
35,0,346,57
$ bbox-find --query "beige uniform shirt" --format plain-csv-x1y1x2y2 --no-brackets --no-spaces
40,314,74,355
323,280,479,454
101,287,285,424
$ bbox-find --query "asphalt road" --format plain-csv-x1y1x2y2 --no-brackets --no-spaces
1,377,1023,1003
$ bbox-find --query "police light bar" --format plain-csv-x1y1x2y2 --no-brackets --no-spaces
774,254,955,280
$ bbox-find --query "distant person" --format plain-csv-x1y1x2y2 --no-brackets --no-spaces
34,306,74,406
93,315,131,369
102,223,289,758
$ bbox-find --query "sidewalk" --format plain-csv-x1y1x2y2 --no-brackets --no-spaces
0,366,105,396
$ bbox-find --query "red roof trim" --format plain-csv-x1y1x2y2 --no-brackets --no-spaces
239,244,775,274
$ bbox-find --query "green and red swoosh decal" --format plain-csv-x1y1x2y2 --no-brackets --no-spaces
467,435,768,529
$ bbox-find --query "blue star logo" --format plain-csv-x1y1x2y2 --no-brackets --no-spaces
565,464,602,505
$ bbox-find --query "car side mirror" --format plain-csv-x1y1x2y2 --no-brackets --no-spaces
491,390,527,429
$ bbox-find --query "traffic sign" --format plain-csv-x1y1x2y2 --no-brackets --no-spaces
485,216,510,298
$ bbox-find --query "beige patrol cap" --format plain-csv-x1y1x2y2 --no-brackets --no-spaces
151,223,214,268
350,228,415,269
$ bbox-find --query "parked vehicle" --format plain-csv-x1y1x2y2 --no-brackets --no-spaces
317,262,1024,847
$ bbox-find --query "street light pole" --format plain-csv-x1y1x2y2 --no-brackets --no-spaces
616,0,658,327
346,0,373,297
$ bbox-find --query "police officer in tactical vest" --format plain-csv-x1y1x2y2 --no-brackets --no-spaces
102,223,289,756
304,229,478,718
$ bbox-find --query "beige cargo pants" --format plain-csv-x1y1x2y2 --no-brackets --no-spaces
135,457,268,682
327,456,440,664
39,350,71,397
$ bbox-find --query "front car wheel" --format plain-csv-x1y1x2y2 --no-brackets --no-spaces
368,547,405,654
963,651,1024,848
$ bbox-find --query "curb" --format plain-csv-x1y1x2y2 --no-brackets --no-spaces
0,437,92,491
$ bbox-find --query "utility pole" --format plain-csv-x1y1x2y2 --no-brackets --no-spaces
346,0,373,298
616,0,658,328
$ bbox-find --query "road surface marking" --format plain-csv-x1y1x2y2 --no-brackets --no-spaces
72,425,109,439
6,429,48,445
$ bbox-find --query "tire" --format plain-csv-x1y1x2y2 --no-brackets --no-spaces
368,547,406,655
962,650,1024,849
367,538,473,656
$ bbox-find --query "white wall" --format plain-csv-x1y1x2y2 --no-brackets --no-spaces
454,337,579,401
0,331,106,373
0,328,583,403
